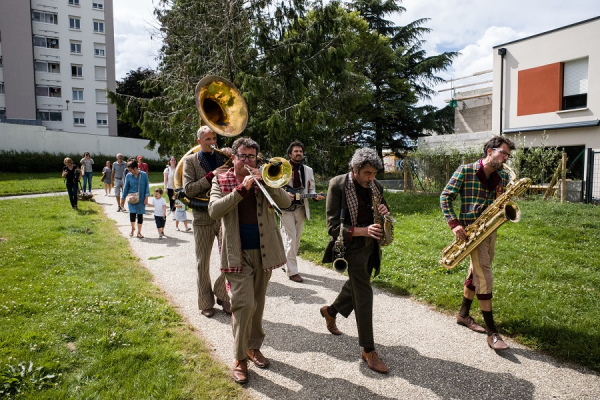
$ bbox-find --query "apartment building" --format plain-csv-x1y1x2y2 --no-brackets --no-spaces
0,0,117,136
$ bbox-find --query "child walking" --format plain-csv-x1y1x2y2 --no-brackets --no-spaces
173,198,191,231
102,161,113,196
152,188,168,238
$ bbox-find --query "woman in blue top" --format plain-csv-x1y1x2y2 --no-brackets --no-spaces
121,159,151,238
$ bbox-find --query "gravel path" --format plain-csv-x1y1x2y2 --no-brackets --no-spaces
89,191,600,399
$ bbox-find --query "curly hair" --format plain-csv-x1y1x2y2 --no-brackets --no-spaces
348,148,383,172
232,137,259,155
286,140,304,156
483,135,516,157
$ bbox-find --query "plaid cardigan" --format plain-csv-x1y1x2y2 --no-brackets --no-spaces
440,160,510,229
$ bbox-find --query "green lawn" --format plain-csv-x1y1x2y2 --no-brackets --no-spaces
0,195,244,398
301,190,600,372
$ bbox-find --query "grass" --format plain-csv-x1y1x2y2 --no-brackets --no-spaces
301,190,600,372
0,172,165,196
0,195,245,399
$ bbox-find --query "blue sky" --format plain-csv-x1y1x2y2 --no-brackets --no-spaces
113,1,600,107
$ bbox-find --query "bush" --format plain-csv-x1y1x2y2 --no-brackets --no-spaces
0,150,167,173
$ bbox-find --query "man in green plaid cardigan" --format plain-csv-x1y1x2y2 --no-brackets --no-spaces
440,135,515,350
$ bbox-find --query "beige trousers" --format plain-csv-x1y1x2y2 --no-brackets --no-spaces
225,249,272,361
193,219,228,310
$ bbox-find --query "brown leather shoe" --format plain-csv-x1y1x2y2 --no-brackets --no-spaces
232,359,248,384
320,306,342,335
247,349,270,369
456,314,486,333
201,308,214,318
487,333,509,350
361,350,389,374
217,299,232,315
289,274,303,282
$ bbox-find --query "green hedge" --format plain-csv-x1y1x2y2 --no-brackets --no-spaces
0,150,168,173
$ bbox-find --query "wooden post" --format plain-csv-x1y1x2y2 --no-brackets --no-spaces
544,164,561,200
561,151,567,203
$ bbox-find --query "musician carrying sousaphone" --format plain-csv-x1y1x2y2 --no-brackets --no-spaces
440,135,519,351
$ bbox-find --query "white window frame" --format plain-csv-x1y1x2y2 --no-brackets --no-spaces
94,66,107,80
70,41,82,54
95,89,107,103
35,85,62,98
0,82,4,94
73,112,85,126
68,0,80,6
69,17,81,30
38,110,62,122
97,113,108,126
71,64,83,78
93,20,105,33
32,10,58,25
34,61,60,73
92,0,104,10
94,43,106,57
562,58,588,110
72,88,84,102
33,36,59,49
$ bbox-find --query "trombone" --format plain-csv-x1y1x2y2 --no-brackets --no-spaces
243,156,292,216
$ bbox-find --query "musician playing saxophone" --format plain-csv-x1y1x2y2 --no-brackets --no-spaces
320,148,391,374
440,135,516,350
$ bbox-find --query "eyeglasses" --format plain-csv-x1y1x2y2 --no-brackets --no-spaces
493,148,511,158
235,154,257,161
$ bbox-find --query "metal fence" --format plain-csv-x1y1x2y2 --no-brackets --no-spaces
585,149,600,204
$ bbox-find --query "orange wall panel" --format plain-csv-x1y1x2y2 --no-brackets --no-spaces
517,63,563,116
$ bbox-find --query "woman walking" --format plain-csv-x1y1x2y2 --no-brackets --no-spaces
163,156,177,213
62,158,80,210
121,159,151,238
79,152,94,193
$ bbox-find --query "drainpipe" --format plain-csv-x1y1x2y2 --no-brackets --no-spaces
498,48,507,135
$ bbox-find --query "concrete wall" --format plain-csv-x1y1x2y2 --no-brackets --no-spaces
418,131,494,153
0,122,161,160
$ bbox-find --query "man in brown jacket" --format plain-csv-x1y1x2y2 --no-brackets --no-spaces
208,137,291,385
183,126,231,317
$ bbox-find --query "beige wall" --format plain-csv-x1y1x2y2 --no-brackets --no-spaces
0,0,36,120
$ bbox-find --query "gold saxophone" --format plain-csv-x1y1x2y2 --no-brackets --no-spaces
371,183,396,246
439,164,532,269
332,209,349,273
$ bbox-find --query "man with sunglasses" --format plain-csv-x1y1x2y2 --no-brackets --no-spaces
208,137,291,385
440,135,516,350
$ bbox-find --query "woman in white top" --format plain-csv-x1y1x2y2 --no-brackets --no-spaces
163,156,177,212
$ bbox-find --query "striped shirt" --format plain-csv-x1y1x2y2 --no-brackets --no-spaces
440,160,509,229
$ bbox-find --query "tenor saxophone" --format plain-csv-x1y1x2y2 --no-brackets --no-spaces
333,209,349,273
439,164,531,269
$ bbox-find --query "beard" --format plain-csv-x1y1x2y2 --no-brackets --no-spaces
489,159,504,171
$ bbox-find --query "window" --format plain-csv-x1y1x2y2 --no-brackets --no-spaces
35,85,62,98
93,20,105,33
94,43,106,57
34,61,60,73
38,110,62,121
72,88,84,101
71,64,83,78
0,82,4,94
1,56,4,68
94,66,106,80
68,0,80,5
563,58,588,110
32,10,58,24
97,113,108,126
73,112,85,125
70,41,82,54
33,36,59,49
92,0,104,10
95,89,107,103
69,17,81,30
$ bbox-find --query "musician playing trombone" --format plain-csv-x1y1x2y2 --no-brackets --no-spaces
440,135,515,350
208,137,291,385
182,126,231,317
280,141,325,283
320,148,391,374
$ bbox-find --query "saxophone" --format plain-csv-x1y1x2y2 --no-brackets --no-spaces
371,183,396,246
439,164,532,269
332,209,349,273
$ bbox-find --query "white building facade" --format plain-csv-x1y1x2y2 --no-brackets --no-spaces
0,0,117,136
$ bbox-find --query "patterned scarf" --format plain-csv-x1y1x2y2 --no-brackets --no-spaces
345,172,381,227
198,151,226,175
216,169,238,193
